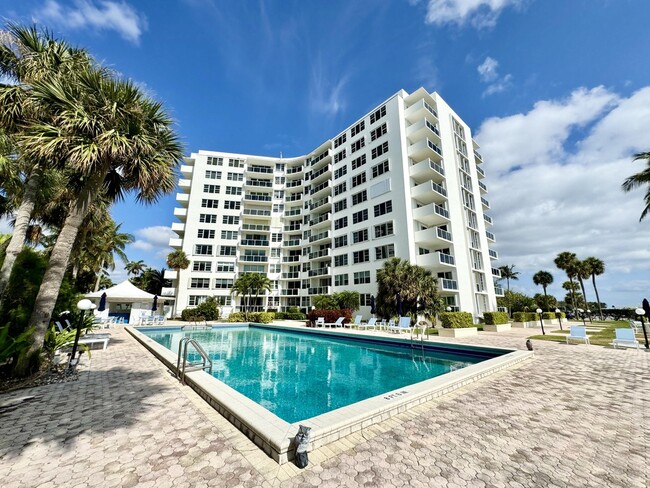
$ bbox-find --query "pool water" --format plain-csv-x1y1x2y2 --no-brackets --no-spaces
141,326,496,423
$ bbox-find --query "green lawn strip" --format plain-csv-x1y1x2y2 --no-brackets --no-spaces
530,321,643,347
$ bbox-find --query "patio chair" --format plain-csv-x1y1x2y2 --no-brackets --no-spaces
64,319,110,338
357,318,377,331
388,316,414,334
344,315,364,328
323,317,344,328
611,328,640,350
314,317,325,327
566,326,590,345
628,320,642,334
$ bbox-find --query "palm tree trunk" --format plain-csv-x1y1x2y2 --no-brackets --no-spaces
93,259,105,292
591,275,603,320
543,286,549,312
578,277,591,322
569,277,579,315
0,167,42,303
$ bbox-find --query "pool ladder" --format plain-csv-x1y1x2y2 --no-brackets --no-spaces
176,338,213,384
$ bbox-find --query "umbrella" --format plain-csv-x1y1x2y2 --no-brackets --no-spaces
152,295,158,312
396,293,403,317
641,298,650,349
98,292,107,312
370,295,376,315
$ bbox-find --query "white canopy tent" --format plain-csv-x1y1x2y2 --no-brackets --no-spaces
86,280,163,324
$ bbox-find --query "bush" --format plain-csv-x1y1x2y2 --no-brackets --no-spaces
308,308,353,325
483,312,509,325
180,308,202,321
275,312,307,320
195,297,220,321
227,312,246,322
439,312,474,329
249,312,274,323
513,312,540,322
286,306,301,314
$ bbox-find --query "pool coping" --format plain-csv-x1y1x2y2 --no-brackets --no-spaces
126,323,532,464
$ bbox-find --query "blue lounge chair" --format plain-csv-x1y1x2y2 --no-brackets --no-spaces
611,328,640,349
324,317,344,328
357,318,377,330
566,326,589,345
388,316,413,334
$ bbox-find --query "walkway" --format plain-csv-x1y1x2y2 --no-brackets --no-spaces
0,324,647,487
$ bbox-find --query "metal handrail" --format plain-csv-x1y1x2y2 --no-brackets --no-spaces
176,337,213,384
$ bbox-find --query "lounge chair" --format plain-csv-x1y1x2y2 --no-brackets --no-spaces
388,316,414,334
628,320,642,334
344,315,364,328
61,335,110,351
611,328,640,349
566,326,590,345
357,318,377,330
63,319,111,338
314,317,325,327
323,317,344,328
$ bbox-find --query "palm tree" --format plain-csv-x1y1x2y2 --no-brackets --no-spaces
248,273,272,312
231,274,253,319
562,281,583,309
166,250,190,274
144,268,170,296
583,257,605,319
498,264,519,292
125,260,146,278
532,271,554,311
554,252,580,314
575,260,592,321
16,61,182,373
622,152,650,221
0,24,94,300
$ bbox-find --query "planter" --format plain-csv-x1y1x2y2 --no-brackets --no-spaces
512,321,539,328
438,327,478,338
482,323,511,332
543,319,558,326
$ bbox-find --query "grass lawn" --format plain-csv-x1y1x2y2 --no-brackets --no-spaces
529,321,648,347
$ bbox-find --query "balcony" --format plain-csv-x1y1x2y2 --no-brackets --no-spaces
281,272,300,279
280,289,300,296
478,181,487,193
240,239,269,247
474,150,483,163
412,203,450,227
406,117,441,143
176,193,189,207
440,279,458,291
408,138,443,162
169,238,182,248
244,194,272,204
309,212,331,229
286,165,303,175
476,166,486,178
310,196,332,212
180,165,193,175
308,286,331,295
283,223,301,232
483,214,493,225
285,193,303,202
286,179,303,188
178,178,191,191
241,223,270,232
282,239,301,247
243,179,273,189
404,98,439,123
308,267,330,277
309,230,331,244
494,286,505,297
411,180,447,205
310,181,331,199
284,207,302,217
240,255,268,262
409,158,445,184
414,226,452,245
161,287,176,297
489,249,498,260
309,248,331,260
486,231,496,242
416,251,455,268
244,165,273,176
163,270,177,280
282,255,301,263
481,197,490,208
171,222,185,235
173,207,187,220
242,209,271,217
438,253,455,266
310,164,332,186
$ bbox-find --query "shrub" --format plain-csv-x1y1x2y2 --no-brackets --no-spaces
275,312,306,320
286,306,301,314
439,312,473,329
308,308,353,325
513,312,540,322
180,308,202,322
195,297,220,321
249,312,274,323
483,312,509,325
227,312,246,322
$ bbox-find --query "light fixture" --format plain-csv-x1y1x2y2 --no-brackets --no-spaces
535,308,545,335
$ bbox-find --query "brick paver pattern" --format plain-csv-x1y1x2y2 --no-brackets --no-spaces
0,325,648,487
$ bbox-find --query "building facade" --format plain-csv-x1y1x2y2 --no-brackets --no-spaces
165,88,503,318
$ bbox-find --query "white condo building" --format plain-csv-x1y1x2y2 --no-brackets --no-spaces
165,87,504,318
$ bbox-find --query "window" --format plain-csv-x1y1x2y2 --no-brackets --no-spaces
199,213,218,223
222,216,239,225
228,158,244,167
334,254,348,267
226,186,242,195
370,123,387,141
334,165,347,180
205,170,221,179
360,293,372,306
334,235,348,248
194,245,212,255
224,200,241,210
351,154,366,170
334,182,347,196
270,248,281,258
374,221,394,238
375,244,395,260
270,232,281,242
334,150,346,164
269,264,281,273
353,250,370,263
203,184,220,193
352,228,368,243
188,295,208,306
216,261,234,272
192,261,212,272
354,271,371,284
351,138,365,153
214,278,234,289
372,160,389,178
334,199,347,213
207,156,223,166
374,200,393,217
371,141,389,159
351,120,365,137
197,229,215,239
369,105,386,124
220,246,236,256
351,172,366,188
351,190,367,206
273,203,284,213
201,199,219,208
352,209,368,225
275,163,285,172
334,216,348,230
220,230,238,239
227,172,243,181
190,278,210,289
334,274,349,286
334,133,346,148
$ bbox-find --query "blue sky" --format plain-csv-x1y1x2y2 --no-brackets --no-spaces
3,0,650,308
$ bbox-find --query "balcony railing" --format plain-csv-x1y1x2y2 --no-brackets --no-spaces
492,268,501,277
434,204,449,219
244,179,272,188
424,101,438,118
309,231,330,243
310,181,330,195
438,253,455,266
282,256,300,262
425,119,440,136
240,239,269,247
476,166,485,177
310,213,330,226
308,286,330,295
308,268,330,277
243,209,271,217
284,207,301,216
281,289,299,295
281,272,300,279
245,194,272,202
242,224,270,232
483,214,493,225
310,164,331,181
285,193,303,202
427,140,443,156
310,196,331,211
437,228,452,241
440,279,458,290
486,231,496,241
247,166,273,174
481,197,490,208
282,239,301,247
474,150,483,162
309,248,330,259
494,286,505,296
478,181,487,192
283,224,301,232
286,179,302,188
240,255,268,262
431,181,447,197
287,166,303,174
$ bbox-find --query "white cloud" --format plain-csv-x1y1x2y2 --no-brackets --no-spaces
35,0,147,44
309,66,348,117
476,86,650,307
477,56,512,96
418,0,525,28
130,226,175,260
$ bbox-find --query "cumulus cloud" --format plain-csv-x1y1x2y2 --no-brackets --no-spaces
131,226,175,258
34,0,147,44
476,86,650,306
415,0,526,28
477,56,512,96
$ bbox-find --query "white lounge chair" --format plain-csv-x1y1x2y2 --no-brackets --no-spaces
314,317,325,327
345,315,363,328
357,318,377,330
628,320,642,334
388,316,413,334
566,326,590,345
611,328,640,349
61,335,110,351
323,317,344,328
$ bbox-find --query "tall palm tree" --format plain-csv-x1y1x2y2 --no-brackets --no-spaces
575,260,592,321
16,63,182,373
125,260,146,278
166,249,189,317
583,257,605,319
554,252,580,314
248,273,272,312
0,24,94,300
498,264,519,292
562,281,583,309
144,268,170,296
532,271,554,311
231,274,254,319
622,152,650,221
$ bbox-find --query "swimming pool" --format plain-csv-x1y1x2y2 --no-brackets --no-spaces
140,325,497,423
129,324,531,463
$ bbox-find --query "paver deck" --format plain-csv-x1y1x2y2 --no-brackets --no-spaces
0,324,648,487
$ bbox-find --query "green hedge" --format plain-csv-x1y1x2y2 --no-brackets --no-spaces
541,312,565,320
483,312,509,325
228,312,275,323
308,309,353,325
274,312,307,320
439,311,474,329
513,312,540,322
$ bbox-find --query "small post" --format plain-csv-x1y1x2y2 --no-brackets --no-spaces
536,308,545,335
555,308,563,331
